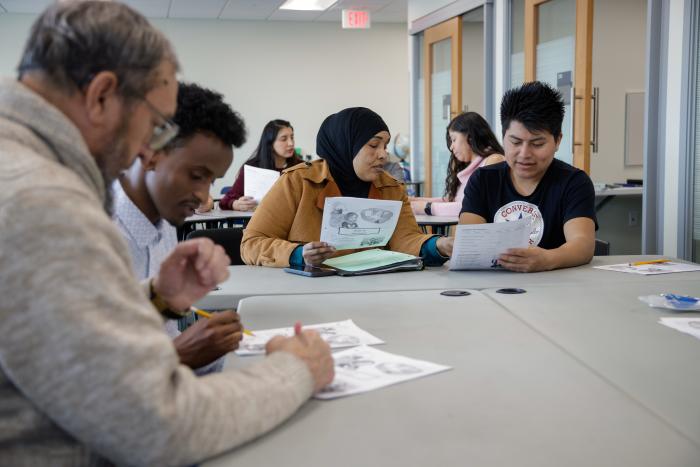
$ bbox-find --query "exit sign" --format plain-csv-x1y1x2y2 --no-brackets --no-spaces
342,9,371,29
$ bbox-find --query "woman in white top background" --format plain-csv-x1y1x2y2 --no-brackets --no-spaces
411,112,505,217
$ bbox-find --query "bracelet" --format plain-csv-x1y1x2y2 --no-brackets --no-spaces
149,279,188,320
424,201,433,216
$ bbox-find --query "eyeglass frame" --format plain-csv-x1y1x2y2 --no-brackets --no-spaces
140,98,180,152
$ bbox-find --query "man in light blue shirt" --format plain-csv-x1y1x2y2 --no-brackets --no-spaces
114,81,248,373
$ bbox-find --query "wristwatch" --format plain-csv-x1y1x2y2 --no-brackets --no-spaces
424,202,433,216
149,279,188,320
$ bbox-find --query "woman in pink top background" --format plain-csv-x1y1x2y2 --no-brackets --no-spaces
220,119,303,211
411,112,505,217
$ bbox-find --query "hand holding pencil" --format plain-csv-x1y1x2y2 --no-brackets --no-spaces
193,307,254,336
173,309,244,369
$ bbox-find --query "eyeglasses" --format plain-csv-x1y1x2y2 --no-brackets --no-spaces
141,98,179,151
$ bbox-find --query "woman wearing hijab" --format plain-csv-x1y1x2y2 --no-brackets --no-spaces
240,107,454,267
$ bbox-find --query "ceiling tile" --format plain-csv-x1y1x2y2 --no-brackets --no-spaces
335,0,392,8
169,0,227,18
314,8,342,22
219,0,280,20
267,8,324,21
0,0,52,14
120,0,172,19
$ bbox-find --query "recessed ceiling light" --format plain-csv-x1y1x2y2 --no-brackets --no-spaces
279,0,337,11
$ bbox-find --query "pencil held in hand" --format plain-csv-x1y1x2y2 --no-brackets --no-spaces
192,307,255,336
629,259,671,266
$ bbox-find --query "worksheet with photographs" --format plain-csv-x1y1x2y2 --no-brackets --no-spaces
449,217,531,270
320,197,402,250
315,345,451,400
243,165,280,202
236,319,384,356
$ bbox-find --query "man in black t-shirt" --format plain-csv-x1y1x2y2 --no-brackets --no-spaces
460,81,597,272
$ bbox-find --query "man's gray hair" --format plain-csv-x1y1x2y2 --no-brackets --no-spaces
17,0,179,98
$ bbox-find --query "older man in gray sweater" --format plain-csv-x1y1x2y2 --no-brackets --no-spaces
0,2,333,466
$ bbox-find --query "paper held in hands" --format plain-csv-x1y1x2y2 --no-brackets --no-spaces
315,345,452,400
320,197,402,250
243,165,280,202
235,319,384,356
449,217,531,270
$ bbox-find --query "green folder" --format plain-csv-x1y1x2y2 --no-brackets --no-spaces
323,249,424,276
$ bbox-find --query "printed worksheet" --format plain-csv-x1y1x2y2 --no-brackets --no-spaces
320,197,402,250
449,217,531,270
236,319,384,356
594,262,700,275
315,345,452,400
243,165,280,202
658,317,700,341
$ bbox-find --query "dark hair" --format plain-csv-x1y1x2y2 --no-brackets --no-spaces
17,1,178,99
247,119,302,170
164,82,247,151
500,81,565,139
443,112,504,201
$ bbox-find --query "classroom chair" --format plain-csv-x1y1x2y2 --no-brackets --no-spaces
186,227,244,265
594,238,610,256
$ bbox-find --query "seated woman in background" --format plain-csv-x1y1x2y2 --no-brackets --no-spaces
411,112,504,217
219,119,303,211
241,107,454,267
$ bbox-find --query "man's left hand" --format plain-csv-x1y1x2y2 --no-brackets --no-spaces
153,238,230,311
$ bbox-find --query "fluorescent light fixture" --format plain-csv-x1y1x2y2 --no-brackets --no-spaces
279,0,336,11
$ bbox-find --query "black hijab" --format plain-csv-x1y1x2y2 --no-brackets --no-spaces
316,107,390,198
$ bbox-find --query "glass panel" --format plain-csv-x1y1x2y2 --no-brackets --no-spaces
510,0,525,88
430,37,451,197
693,23,700,262
536,0,576,164
462,7,484,116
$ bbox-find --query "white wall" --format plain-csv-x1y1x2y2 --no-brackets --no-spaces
590,0,647,184
408,0,455,23
0,15,409,195
461,19,484,115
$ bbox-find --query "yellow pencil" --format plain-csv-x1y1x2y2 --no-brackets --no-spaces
628,259,671,266
191,307,254,336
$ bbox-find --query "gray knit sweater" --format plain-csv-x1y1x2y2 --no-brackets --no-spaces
0,78,313,466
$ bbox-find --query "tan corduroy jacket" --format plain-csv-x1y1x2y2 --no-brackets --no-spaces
241,159,434,267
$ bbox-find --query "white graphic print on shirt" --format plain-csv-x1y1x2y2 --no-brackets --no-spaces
494,201,544,246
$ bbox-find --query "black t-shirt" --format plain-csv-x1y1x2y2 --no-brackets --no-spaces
460,159,597,249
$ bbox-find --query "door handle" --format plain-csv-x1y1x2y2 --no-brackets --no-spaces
591,87,599,153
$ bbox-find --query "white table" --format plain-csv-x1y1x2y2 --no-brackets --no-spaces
203,290,700,466
594,186,643,212
179,209,253,240
486,280,700,446
184,208,253,224
594,186,643,197
196,256,700,309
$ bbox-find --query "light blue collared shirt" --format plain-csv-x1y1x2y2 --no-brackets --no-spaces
112,182,224,375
